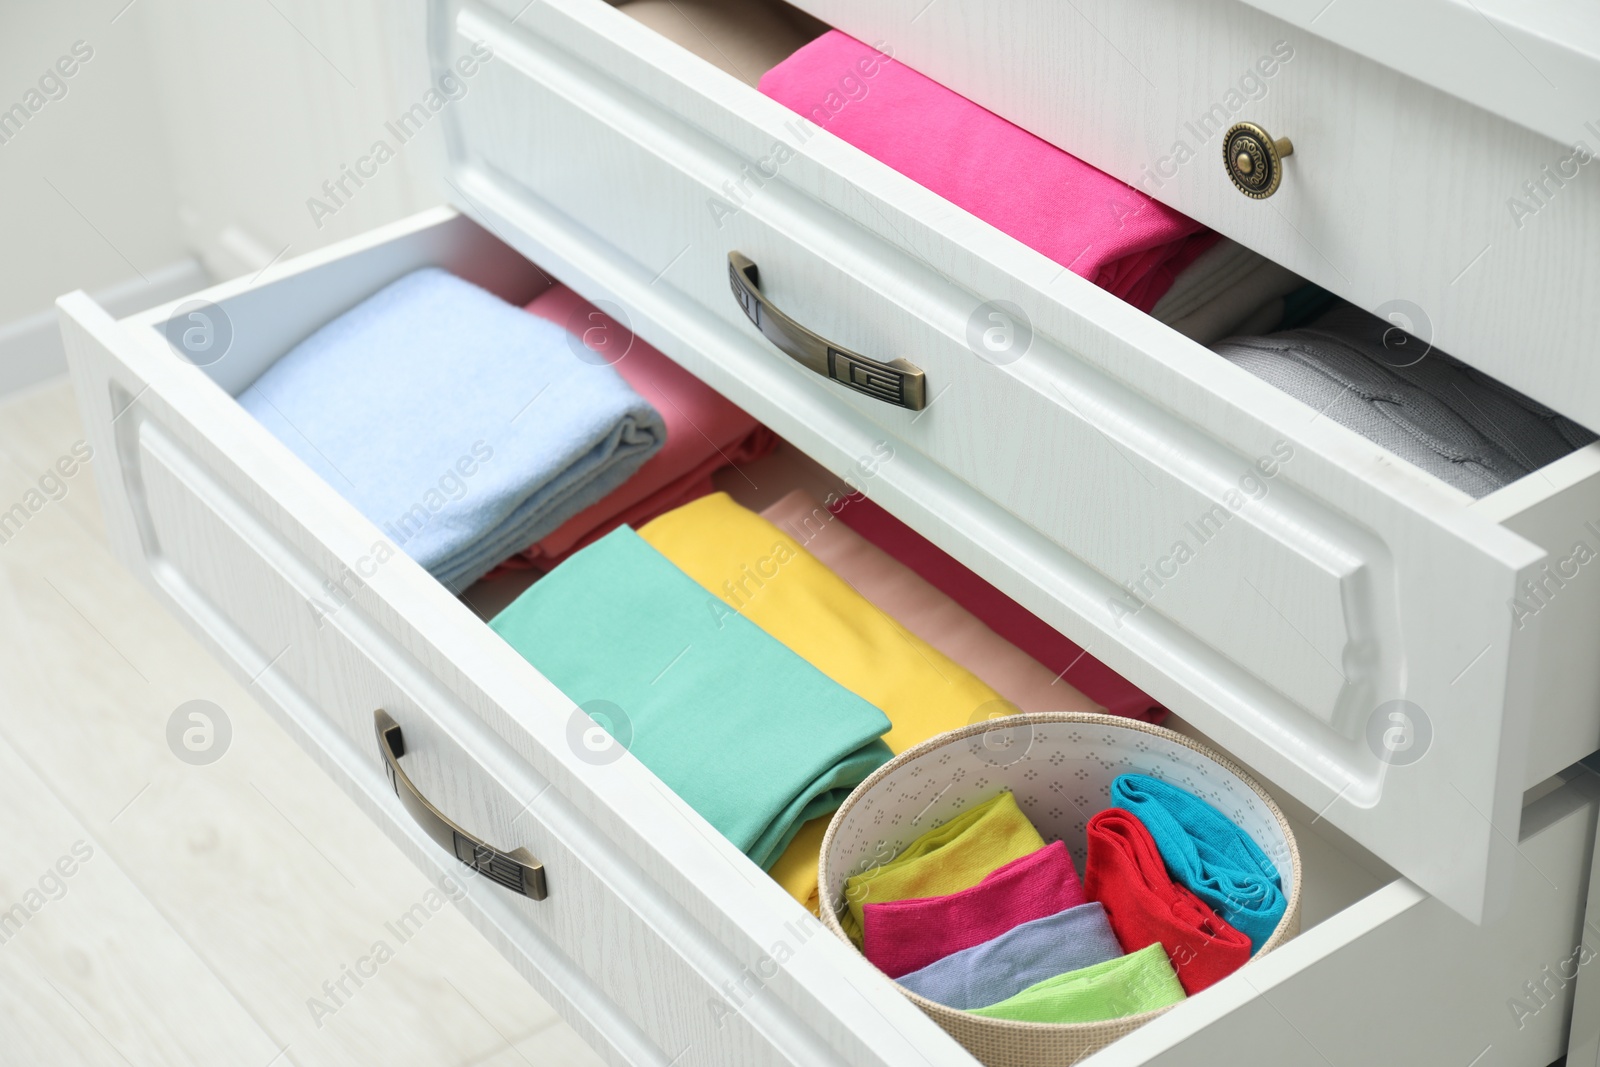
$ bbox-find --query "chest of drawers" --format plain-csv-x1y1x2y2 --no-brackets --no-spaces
59,0,1600,1062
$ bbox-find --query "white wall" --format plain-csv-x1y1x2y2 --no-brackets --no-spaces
0,0,440,396
138,0,439,280
0,0,187,324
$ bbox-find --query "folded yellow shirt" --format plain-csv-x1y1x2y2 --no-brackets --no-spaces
640,492,1015,911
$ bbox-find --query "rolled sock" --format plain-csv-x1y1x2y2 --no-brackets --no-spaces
761,489,1098,714
511,285,777,565
862,841,1087,979
896,902,1125,1010
1085,808,1252,993
758,32,1216,312
239,268,666,592
489,527,891,868
968,943,1186,1024
828,494,1165,721
1110,775,1286,951
841,791,1044,945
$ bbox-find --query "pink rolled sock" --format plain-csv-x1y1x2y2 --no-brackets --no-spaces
862,841,1087,979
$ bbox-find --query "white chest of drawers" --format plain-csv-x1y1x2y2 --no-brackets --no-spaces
57,0,1600,1063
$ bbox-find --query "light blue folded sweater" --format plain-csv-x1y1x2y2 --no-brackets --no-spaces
239,268,666,591
896,902,1125,1010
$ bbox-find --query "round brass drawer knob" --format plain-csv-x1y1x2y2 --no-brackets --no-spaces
1224,122,1294,199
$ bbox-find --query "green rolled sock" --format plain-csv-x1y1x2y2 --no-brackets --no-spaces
967,943,1186,1024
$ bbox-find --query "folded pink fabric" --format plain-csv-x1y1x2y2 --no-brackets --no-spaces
862,841,1087,979
761,489,1098,714
758,32,1217,311
830,495,1166,722
499,285,777,569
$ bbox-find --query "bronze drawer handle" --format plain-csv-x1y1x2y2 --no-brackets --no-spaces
1224,122,1294,199
727,251,927,410
375,709,547,900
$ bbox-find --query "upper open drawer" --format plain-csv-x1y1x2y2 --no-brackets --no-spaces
780,0,1600,432
421,0,1599,923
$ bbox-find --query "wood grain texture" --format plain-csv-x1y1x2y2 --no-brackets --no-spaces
0,379,603,1066
434,0,1599,921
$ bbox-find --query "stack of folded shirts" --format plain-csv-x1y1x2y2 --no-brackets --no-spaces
502,285,777,569
640,492,1017,910
239,268,667,592
1213,305,1597,497
1150,239,1306,345
758,32,1217,312
844,779,1286,1024
489,526,892,867
826,494,1166,722
762,488,1099,716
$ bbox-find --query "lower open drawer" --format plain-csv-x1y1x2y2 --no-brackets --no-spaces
58,208,1594,1066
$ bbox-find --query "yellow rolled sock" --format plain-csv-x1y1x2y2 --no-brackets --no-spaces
840,790,1044,944
640,492,1013,911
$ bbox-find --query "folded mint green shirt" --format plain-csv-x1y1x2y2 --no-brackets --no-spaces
491,527,893,868
968,943,1186,1023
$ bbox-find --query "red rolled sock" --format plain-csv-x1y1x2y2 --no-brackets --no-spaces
1084,808,1252,994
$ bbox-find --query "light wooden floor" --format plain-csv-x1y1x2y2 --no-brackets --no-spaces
0,376,606,1065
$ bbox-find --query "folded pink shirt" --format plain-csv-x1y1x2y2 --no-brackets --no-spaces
862,841,1087,979
758,32,1217,311
499,285,777,569
830,495,1166,722
762,489,1098,714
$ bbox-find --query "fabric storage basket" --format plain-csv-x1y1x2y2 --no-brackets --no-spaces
817,712,1303,1067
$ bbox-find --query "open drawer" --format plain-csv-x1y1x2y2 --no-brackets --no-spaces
57,208,1599,1066
396,0,1600,923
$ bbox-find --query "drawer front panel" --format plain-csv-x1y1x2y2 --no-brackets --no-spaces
448,0,1544,921
130,406,816,1067
789,0,1600,433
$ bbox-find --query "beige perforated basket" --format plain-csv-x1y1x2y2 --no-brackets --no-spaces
818,713,1302,1067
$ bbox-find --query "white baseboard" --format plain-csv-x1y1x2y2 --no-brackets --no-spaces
0,258,212,398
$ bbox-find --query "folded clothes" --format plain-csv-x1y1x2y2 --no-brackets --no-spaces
759,32,1216,312
1213,305,1597,497
1084,808,1252,993
968,943,1186,1024
896,902,1125,1010
863,841,1087,979
829,495,1165,722
507,285,777,566
639,493,1006,755
1275,283,1340,331
1150,238,1305,346
1110,776,1285,952
239,268,666,592
841,792,1044,945
762,489,1097,714
615,0,825,88
489,526,892,868
642,492,1017,910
